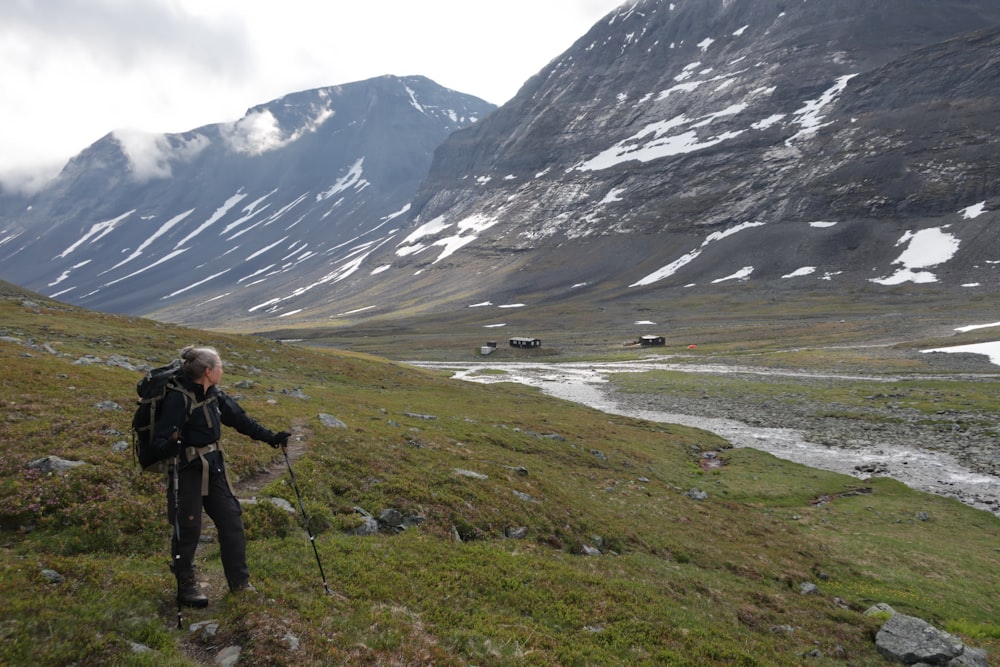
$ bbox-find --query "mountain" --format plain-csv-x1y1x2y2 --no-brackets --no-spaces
2,0,1000,331
318,0,1000,327
0,76,494,324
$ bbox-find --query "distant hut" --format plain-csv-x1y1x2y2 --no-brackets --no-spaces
639,335,666,346
480,341,498,355
509,337,542,349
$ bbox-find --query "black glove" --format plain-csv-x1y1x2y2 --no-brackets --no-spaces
268,430,291,449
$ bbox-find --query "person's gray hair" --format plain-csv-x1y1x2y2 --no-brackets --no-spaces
180,345,220,380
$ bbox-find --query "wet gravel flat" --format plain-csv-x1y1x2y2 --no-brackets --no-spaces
411,359,1000,517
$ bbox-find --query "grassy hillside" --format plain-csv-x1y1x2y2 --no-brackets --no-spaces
1,286,998,666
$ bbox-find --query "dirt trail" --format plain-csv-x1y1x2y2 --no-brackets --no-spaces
170,418,312,661
233,418,311,497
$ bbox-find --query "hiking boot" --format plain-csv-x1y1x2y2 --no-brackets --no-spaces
229,582,257,594
177,575,208,608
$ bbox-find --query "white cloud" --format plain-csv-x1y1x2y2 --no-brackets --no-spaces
220,109,287,156
0,1,626,191
113,130,210,181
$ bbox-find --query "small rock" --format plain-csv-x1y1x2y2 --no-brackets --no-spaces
29,456,86,474
352,507,379,536
685,488,708,501
73,355,102,366
799,582,820,595
318,413,347,428
216,645,242,667
403,412,437,420
281,388,310,400
454,468,488,480
41,569,64,584
513,490,539,503
94,400,121,411
379,509,404,529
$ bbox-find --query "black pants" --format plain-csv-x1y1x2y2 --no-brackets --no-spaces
166,456,249,591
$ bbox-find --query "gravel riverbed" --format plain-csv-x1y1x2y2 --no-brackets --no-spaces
410,359,1000,517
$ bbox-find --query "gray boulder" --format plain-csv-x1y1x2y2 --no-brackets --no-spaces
875,613,965,665
28,456,86,474
318,413,347,428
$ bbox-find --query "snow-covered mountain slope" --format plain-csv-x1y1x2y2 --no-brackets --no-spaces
292,0,998,328
0,76,494,325
2,1,999,331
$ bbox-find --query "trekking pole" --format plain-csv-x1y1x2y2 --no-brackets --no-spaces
171,456,183,629
281,445,332,596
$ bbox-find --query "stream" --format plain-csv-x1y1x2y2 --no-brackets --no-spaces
409,359,1000,517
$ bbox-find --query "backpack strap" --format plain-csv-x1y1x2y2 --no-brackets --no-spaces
171,385,234,497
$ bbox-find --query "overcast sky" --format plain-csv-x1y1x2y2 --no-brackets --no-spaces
0,0,625,193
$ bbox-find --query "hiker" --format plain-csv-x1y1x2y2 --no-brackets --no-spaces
152,345,290,607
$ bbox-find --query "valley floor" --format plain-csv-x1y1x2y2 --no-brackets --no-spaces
409,358,1000,517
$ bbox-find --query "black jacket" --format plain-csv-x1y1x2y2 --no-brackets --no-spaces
151,375,275,464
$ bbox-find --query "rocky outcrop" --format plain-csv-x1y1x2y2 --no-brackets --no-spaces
870,606,990,667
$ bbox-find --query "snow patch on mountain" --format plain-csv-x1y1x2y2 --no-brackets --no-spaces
165,269,231,299
631,221,765,287
48,260,91,288
576,64,858,172
782,266,816,279
870,227,960,285
576,110,746,171
785,74,857,144
712,266,754,283
56,210,135,259
107,208,195,272
396,212,501,263
961,201,987,219
175,191,248,248
318,158,369,202
228,193,309,240
221,190,276,236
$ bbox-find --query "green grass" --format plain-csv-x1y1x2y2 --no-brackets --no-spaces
1,292,998,665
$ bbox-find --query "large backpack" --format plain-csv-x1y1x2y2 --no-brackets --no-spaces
131,360,211,472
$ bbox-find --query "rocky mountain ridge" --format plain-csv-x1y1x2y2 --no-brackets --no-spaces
1,0,999,330
344,0,1000,327
0,76,494,322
